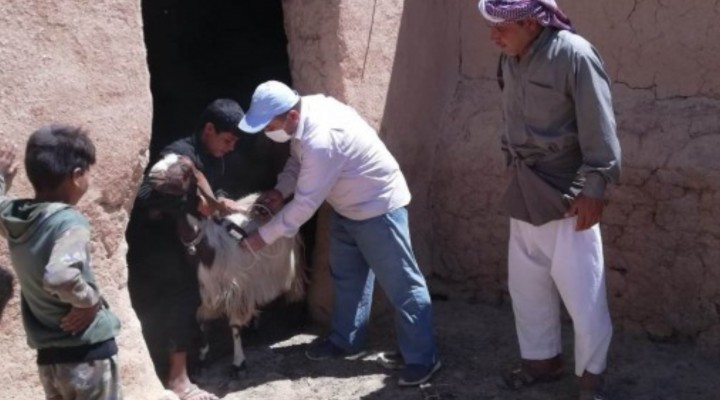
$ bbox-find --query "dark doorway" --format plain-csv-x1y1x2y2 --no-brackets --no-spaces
137,0,314,373
143,0,290,156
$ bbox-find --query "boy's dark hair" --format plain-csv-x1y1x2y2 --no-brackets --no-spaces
0,266,13,322
199,98,245,137
25,124,97,193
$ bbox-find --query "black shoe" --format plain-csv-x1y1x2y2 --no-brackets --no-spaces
305,338,366,361
398,360,442,386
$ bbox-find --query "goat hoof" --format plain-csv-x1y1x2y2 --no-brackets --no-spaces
230,362,247,379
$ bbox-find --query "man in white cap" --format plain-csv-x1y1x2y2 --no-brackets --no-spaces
477,1,621,400
238,80,441,386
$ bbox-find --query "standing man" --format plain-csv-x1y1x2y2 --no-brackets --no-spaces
126,99,246,400
477,1,621,400
238,81,441,386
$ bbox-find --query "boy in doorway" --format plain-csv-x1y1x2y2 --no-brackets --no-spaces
126,99,246,400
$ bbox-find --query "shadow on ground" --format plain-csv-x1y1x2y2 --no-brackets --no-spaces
193,300,720,400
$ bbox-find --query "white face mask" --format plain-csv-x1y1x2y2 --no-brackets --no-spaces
265,128,292,143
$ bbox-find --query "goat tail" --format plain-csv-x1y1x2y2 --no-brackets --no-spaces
287,269,306,303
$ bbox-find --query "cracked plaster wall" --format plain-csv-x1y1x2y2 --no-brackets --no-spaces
383,0,720,348
0,1,165,398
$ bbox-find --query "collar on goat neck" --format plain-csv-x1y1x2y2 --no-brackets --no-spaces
213,216,249,241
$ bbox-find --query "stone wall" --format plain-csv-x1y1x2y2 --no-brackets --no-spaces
284,0,403,128
562,0,720,346
382,0,720,347
0,1,165,398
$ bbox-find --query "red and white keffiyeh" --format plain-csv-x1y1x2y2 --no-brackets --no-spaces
478,0,573,31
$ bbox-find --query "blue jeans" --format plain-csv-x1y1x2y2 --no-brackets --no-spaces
328,207,437,366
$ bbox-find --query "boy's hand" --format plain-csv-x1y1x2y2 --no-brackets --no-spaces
197,195,213,217
197,196,236,217
217,197,245,214
60,302,101,335
0,141,18,189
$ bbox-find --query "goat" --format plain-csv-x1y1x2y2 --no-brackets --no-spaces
147,153,305,375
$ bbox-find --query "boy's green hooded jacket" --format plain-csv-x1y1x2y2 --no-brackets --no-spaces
0,175,119,350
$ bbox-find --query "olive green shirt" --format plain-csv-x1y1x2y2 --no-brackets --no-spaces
499,27,621,225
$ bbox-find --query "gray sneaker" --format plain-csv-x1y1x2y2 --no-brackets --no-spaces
398,360,442,386
305,338,366,361
377,351,404,370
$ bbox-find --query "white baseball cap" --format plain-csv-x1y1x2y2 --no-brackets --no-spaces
238,80,300,134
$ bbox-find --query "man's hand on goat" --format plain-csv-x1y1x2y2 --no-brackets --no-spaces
60,302,102,335
257,189,284,215
241,231,267,252
565,194,604,231
0,140,19,190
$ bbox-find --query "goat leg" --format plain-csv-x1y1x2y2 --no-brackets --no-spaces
196,320,211,378
230,324,247,379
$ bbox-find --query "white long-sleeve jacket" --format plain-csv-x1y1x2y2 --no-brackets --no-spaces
258,95,411,245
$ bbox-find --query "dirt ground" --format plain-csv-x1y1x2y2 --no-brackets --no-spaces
182,299,720,400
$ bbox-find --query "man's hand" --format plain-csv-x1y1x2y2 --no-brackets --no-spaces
0,141,18,190
256,189,284,215
565,194,605,231
60,302,101,335
240,231,267,252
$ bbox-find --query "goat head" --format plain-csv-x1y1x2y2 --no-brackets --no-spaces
148,153,196,196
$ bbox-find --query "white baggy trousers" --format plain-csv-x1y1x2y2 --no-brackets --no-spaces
508,217,612,376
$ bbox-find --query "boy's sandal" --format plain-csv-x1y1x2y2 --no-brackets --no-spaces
179,384,218,400
499,366,563,390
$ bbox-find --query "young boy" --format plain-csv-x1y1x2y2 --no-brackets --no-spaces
0,125,122,400
126,99,246,400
